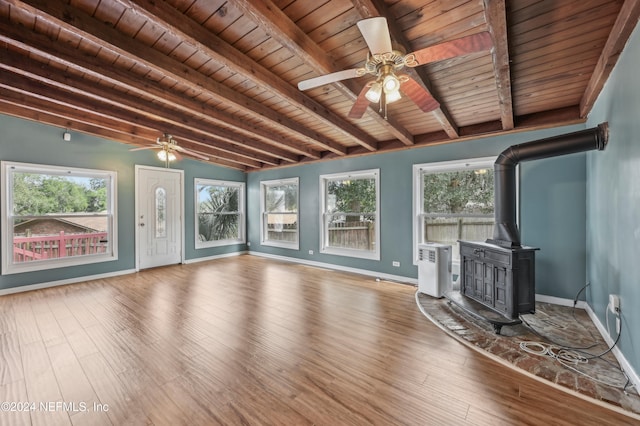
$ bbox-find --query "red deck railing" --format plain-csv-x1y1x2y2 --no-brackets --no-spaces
13,231,108,262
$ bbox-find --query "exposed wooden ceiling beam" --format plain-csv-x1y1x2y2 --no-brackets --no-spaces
109,0,372,155
351,0,460,139
232,0,416,147
0,89,246,170
580,0,640,117
483,0,514,130
0,14,312,163
0,70,264,169
0,0,628,172
0,51,284,167
7,0,344,159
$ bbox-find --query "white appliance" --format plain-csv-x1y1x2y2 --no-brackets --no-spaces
417,243,452,298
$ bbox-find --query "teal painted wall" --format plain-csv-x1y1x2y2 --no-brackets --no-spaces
520,153,587,299
247,124,588,299
0,104,594,305
0,114,245,291
586,21,640,374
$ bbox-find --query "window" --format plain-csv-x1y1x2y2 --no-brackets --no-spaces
195,179,245,248
2,161,117,275
320,169,379,260
413,157,496,264
260,178,299,249
155,187,167,239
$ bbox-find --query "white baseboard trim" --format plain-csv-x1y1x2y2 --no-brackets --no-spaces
183,250,247,264
0,251,248,296
535,294,588,309
583,303,640,396
248,251,418,285
0,268,137,296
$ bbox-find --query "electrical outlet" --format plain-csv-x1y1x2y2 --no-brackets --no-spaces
392,261,400,267
308,250,314,255
247,241,251,247
609,294,620,314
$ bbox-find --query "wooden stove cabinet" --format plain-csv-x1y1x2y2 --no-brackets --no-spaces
459,241,538,319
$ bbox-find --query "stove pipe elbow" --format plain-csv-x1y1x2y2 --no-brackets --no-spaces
488,122,608,248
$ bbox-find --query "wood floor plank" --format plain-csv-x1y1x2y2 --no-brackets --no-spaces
67,407,113,426
63,293,100,330
0,255,637,425
31,296,66,348
21,339,62,402
116,367,191,426
46,342,100,411
0,298,17,335
77,352,148,425
82,324,138,375
21,340,71,426
64,328,100,360
0,380,31,426
12,297,43,348
163,372,240,425
0,332,24,386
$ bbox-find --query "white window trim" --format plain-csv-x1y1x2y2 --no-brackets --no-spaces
1,160,118,275
412,157,497,266
319,168,380,260
260,177,299,250
194,178,245,248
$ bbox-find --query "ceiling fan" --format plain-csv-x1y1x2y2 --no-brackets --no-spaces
129,133,209,164
297,17,493,119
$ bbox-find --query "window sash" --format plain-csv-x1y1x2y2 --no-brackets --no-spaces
194,179,245,248
319,169,379,260
260,178,299,249
2,161,117,275
412,157,496,264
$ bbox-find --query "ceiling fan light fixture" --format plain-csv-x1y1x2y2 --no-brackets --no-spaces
157,149,176,162
382,74,400,93
385,89,402,104
365,82,382,103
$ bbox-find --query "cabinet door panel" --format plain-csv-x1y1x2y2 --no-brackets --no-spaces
494,266,508,313
483,264,494,304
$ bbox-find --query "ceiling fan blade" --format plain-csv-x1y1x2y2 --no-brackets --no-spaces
347,85,372,119
129,145,158,151
405,32,493,67
400,76,440,112
174,145,210,161
298,68,362,91
357,17,392,55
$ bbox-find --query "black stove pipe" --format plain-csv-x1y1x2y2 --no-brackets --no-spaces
487,122,609,248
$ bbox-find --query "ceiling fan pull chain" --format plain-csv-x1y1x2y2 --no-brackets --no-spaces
383,92,388,120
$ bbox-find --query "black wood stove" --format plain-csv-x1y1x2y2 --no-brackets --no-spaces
458,123,609,320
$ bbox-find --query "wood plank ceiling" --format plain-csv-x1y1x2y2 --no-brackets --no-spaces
1,0,639,171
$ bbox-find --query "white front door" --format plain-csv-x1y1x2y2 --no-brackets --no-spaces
136,166,183,270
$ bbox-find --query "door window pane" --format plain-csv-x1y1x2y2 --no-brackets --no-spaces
155,187,167,238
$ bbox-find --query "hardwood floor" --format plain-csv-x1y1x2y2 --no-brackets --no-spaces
0,254,637,425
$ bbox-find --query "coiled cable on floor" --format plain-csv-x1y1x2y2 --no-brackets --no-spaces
519,341,587,365
416,289,635,392
518,339,631,389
